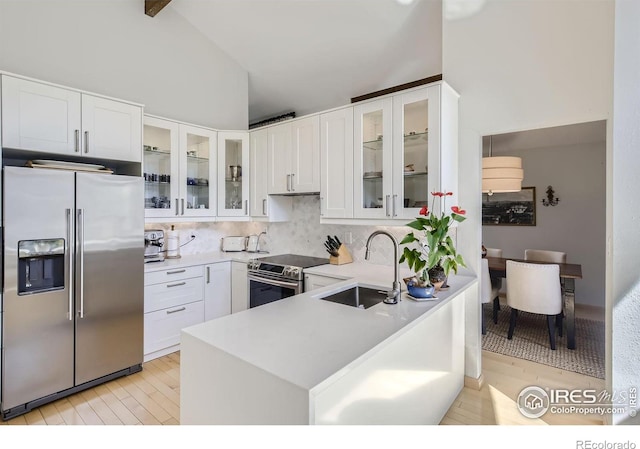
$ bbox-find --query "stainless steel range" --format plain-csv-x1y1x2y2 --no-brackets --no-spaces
247,254,329,308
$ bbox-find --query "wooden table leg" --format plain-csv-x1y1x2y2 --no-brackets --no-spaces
562,277,576,350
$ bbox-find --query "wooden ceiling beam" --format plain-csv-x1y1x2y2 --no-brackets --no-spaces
145,0,172,18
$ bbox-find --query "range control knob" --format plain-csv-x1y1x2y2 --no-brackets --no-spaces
283,267,292,277
290,268,300,277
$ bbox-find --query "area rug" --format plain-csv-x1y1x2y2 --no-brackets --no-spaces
482,304,605,379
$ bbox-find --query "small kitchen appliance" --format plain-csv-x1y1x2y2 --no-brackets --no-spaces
144,229,165,263
221,236,247,252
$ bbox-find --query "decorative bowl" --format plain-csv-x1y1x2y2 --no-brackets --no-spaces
406,282,435,298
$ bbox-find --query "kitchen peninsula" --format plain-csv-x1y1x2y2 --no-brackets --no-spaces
180,266,475,425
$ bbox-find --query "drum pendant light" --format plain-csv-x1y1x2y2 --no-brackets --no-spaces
482,136,523,195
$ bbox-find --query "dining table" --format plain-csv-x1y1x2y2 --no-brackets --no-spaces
486,256,582,350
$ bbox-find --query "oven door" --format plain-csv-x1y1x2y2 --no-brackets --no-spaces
248,274,302,308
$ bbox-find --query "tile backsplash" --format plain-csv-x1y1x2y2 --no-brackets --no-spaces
146,195,450,268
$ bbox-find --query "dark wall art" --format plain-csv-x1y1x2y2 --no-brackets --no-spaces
482,187,536,226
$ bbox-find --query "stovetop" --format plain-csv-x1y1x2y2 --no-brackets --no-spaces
247,254,329,281
253,254,329,269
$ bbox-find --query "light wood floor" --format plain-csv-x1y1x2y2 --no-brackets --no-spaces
0,349,604,425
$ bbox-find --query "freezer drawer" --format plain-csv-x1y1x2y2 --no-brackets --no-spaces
144,276,204,313
143,300,204,355
145,266,204,286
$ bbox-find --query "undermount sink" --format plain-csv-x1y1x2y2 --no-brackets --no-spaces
319,286,388,309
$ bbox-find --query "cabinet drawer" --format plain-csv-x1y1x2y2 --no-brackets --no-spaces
144,300,204,355
145,265,204,286
144,276,204,313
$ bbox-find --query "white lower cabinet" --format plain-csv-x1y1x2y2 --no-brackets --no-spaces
204,262,231,321
144,266,204,362
231,261,248,313
144,301,204,359
304,273,343,291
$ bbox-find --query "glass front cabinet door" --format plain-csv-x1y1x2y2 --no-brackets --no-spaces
217,131,250,217
392,86,440,220
353,97,393,219
179,124,217,218
143,116,180,219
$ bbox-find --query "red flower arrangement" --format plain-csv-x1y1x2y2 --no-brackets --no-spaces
399,191,467,285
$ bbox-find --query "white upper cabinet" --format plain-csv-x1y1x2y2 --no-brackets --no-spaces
143,116,180,219
250,129,269,217
250,128,292,222
291,116,320,193
81,94,142,162
353,97,394,219
179,124,217,218
217,131,250,217
391,86,439,220
351,83,458,221
267,116,320,195
2,75,142,162
143,116,217,220
320,107,354,219
267,122,291,194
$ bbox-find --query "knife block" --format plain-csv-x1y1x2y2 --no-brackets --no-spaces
329,244,353,265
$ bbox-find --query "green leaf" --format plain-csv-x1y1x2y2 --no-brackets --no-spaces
400,233,418,245
405,220,425,231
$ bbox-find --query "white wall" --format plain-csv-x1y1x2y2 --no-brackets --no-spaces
482,140,606,308
0,0,248,130
443,0,614,379
612,0,640,425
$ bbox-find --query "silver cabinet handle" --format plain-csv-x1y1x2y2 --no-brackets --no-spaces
291,173,295,192
175,198,179,216
66,208,73,321
385,195,391,217
206,266,210,284
286,174,291,192
74,130,80,153
320,197,324,216
77,209,85,318
84,131,89,154
262,199,267,215
166,269,186,275
181,198,185,215
392,194,398,217
245,200,248,215
166,281,187,288
166,307,186,314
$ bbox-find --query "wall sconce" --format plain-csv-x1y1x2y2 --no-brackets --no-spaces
542,185,559,207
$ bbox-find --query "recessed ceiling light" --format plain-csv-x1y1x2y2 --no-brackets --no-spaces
396,0,416,5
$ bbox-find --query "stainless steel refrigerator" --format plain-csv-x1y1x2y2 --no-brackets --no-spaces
1,166,144,419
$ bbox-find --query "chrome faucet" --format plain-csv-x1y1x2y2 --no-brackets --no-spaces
365,230,401,304
256,231,268,253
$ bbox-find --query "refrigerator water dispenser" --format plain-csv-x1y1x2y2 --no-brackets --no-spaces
18,239,65,295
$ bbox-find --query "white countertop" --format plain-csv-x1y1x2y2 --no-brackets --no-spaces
144,251,280,272
304,261,415,284
182,263,476,392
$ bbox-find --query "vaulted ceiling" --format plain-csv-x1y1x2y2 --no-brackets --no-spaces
170,0,442,123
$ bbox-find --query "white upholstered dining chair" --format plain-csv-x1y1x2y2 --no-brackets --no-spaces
481,258,500,335
485,247,503,258
506,260,563,350
524,249,567,264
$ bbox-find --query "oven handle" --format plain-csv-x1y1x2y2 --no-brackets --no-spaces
248,274,300,289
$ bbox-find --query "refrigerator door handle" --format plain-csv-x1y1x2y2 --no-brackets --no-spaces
66,208,74,321
78,208,85,318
